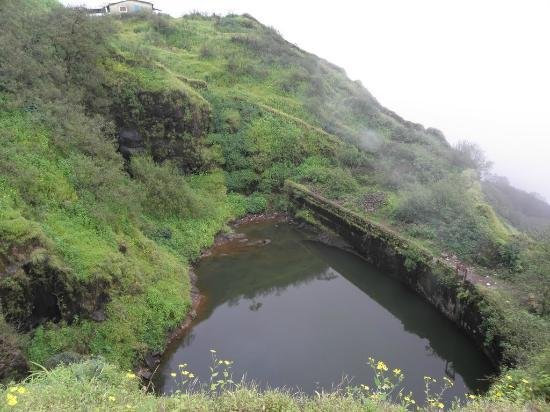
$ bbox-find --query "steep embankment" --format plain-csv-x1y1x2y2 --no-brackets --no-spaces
0,1,548,408
0,2,245,377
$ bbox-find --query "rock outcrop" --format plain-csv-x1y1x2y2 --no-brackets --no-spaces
112,89,211,172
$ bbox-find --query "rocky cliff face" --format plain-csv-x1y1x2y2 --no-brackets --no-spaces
0,238,111,330
112,89,211,172
0,319,28,384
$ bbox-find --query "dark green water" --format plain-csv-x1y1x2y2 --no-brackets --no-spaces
157,221,495,402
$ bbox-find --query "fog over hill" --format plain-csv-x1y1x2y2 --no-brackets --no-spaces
62,0,550,202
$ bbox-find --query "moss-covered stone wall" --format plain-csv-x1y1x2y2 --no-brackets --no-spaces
286,181,505,368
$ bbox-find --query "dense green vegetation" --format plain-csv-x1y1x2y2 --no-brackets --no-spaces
0,1,243,371
0,0,548,409
0,358,547,411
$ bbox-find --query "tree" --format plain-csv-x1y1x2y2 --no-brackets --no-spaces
453,140,493,177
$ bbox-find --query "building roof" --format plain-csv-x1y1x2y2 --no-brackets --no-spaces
107,0,154,6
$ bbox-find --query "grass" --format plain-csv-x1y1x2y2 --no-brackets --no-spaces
0,107,242,368
0,359,546,411
0,4,548,409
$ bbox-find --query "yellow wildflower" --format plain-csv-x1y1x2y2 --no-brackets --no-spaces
506,375,512,380
376,361,388,371
6,393,17,407
188,373,195,378
108,396,116,402
170,372,177,378
521,379,529,384
126,372,136,379
437,402,444,409
393,368,401,375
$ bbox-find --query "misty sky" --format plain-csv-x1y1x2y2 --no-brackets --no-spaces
62,0,550,200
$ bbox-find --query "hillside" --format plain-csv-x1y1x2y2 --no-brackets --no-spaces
0,1,548,410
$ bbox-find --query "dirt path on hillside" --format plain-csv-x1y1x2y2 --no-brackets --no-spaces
440,253,499,289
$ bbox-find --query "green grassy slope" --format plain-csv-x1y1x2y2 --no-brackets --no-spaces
0,96,241,369
0,1,548,409
0,2,245,371
108,11,548,311
112,13,507,258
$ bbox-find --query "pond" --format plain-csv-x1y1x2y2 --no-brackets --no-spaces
156,220,495,403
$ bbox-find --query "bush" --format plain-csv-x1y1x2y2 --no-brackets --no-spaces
130,155,202,219
225,169,259,193
335,145,372,169
453,140,493,176
498,238,524,272
245,193,268,214
222,108,241,133
393,176,508,263
226,192,267,215
258,162,293,193
295,156,359,199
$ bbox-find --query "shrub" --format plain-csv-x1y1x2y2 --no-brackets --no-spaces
453,140,493,176
258,162,293,193
246,115,305,168
393,176,508,263
225,169,259,193
295,156,359,199
498,238,524,272
245,193,268,214
130,155,202,219
335,145,372,169
222,109,241,133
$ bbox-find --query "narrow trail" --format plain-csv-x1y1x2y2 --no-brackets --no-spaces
440,253,499,289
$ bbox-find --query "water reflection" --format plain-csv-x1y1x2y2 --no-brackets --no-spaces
157,222,495,402
304,241,494,392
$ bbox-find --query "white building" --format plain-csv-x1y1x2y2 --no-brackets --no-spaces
92,1,160,15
